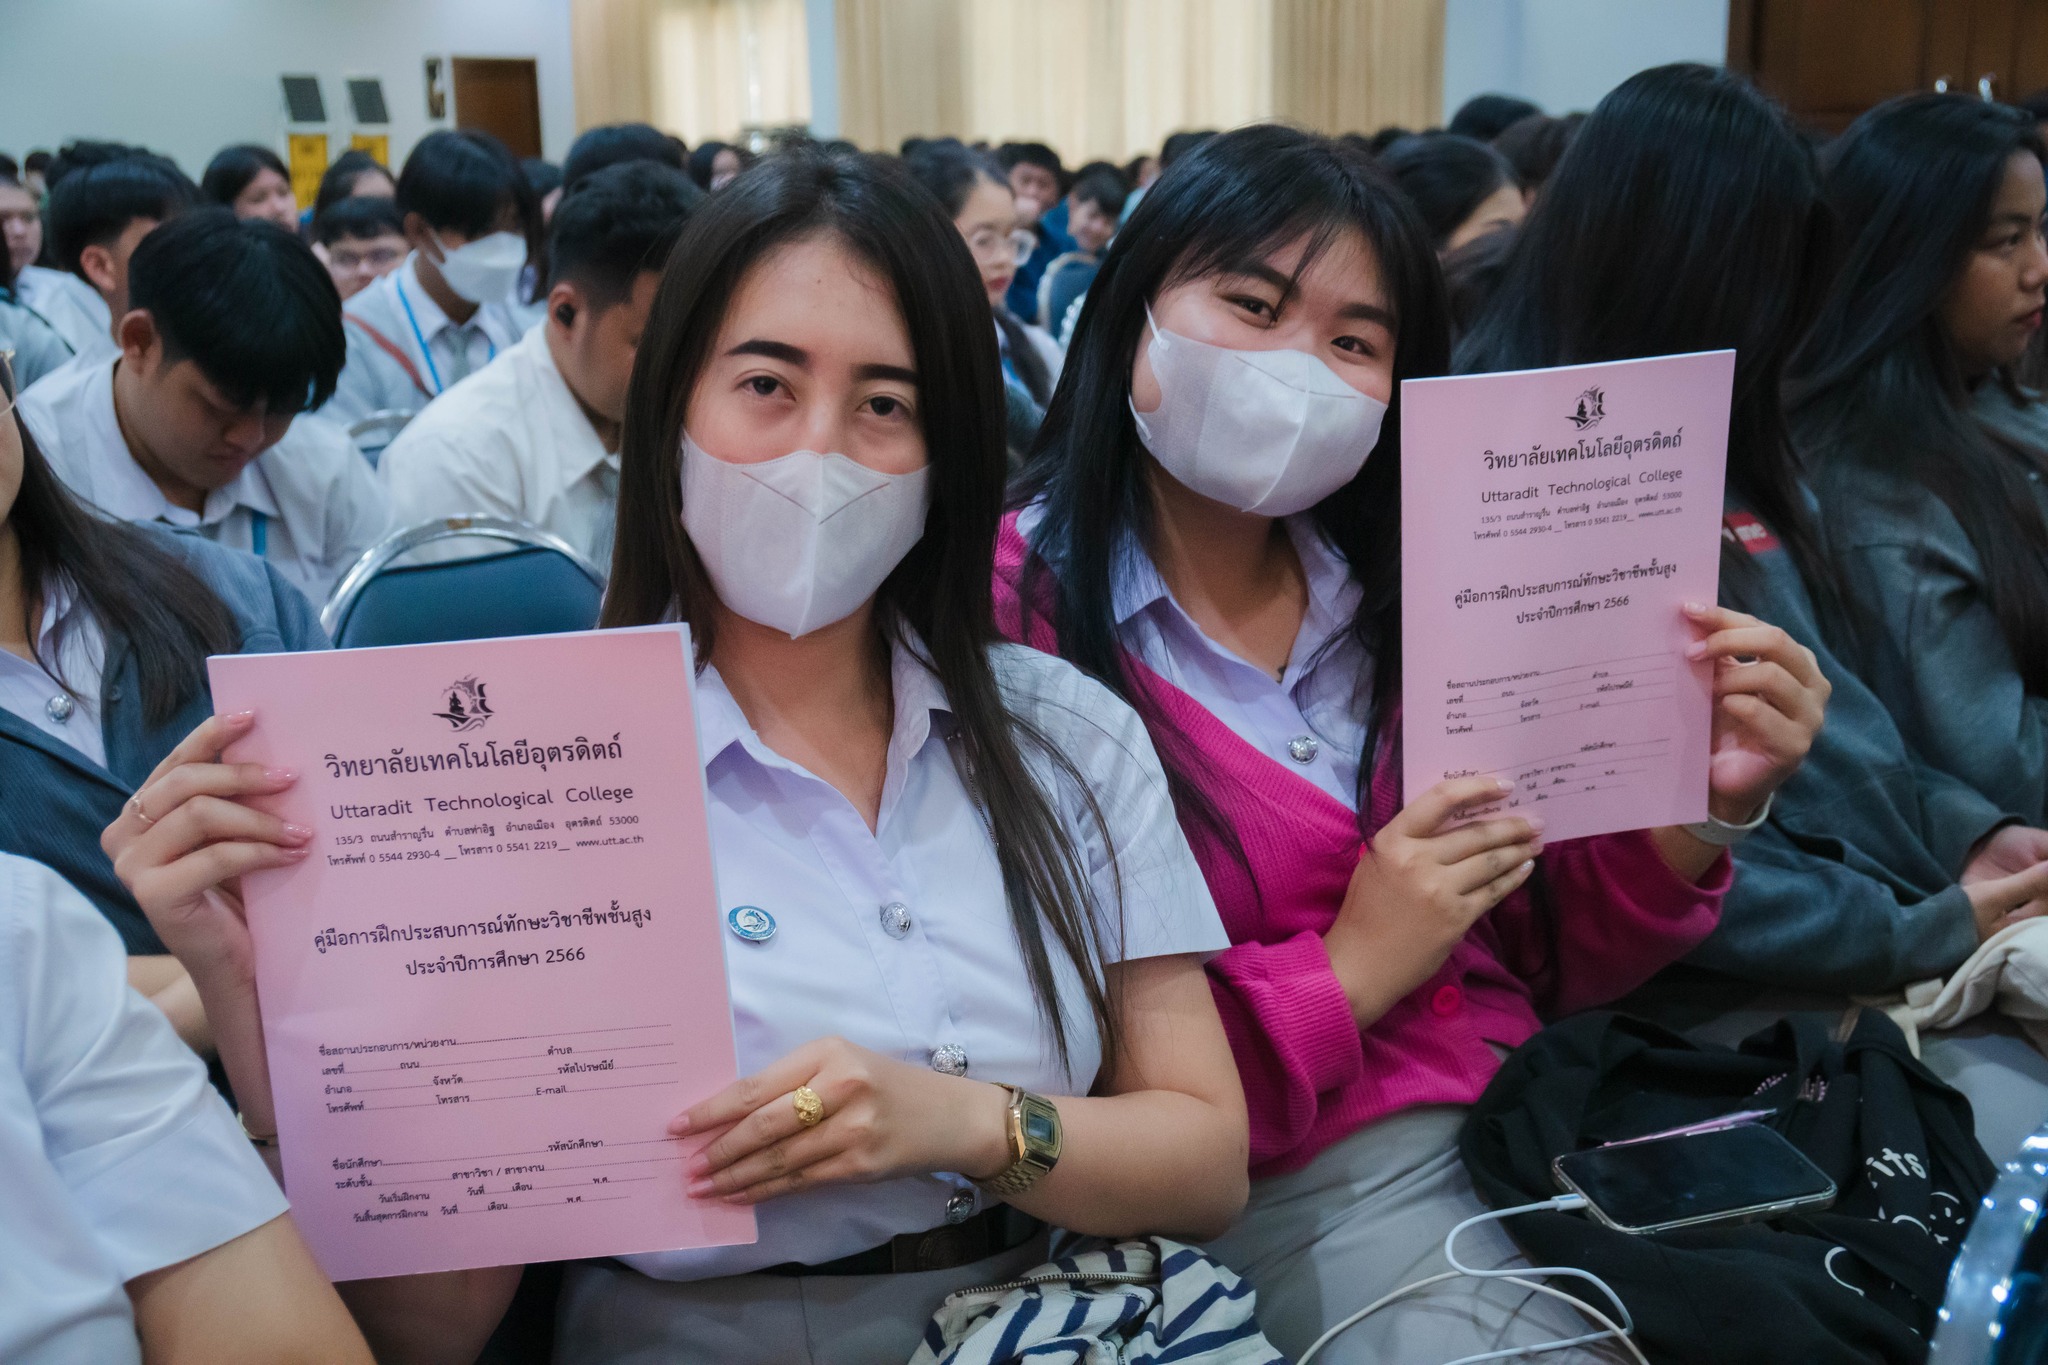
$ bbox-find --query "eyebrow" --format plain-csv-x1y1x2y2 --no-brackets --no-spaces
1217,260,1397,328
725,337,918,385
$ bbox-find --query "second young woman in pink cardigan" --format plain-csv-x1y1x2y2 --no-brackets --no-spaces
999,120,1829,1361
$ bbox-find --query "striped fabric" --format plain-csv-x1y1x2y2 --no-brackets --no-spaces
910,1238,1286,1365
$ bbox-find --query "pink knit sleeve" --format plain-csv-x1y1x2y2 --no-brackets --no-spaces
1484,828,1729,1019
1206,931,1364,1167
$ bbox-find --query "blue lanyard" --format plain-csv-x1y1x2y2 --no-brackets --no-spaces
396,273,496,396
249,511,267,559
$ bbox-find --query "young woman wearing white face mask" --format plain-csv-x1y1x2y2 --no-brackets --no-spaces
1001,125,1830,1362
326,130,545,432
102,149,1251,1365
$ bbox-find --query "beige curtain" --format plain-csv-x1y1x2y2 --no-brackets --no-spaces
836,0,1441,161
1272,0,1443,135
657,0,812,144
572,0,659,130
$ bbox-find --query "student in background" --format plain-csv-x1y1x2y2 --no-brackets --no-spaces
22,149,52,200
1460,66,2048,1069
564,122,687,192
996,142,1069,323
1380,133,1526,254
0,854,370,1365
687,140,749,192
19,209,387,609
326,130,541,431
309,149,396,223
0,171,74,389
1447,92,1542,141
379,161,703,568
1004,122,1824,1361
310,195,407,302
31,142,194,364
1796,95,2048,827
904,142,1063,464
524,157,564,224
199,144,300,233
0,344,326,1050
107,148,1249,1365
1492,111,1584,204
1036,166,1127,345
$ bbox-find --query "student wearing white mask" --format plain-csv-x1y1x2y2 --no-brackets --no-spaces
325,131,542,435
1000,125,1829,1362
103,149,1252,1365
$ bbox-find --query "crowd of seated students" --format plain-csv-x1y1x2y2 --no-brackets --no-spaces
7,67,2048,1363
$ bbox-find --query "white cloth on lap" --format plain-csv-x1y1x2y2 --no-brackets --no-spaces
0,853,287,1365
1877,918,2048,1054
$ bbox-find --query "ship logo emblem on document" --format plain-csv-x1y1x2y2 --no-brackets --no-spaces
1567,386,1605,430
432,676,494,732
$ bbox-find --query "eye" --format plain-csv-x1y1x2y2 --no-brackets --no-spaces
741,374,783,398
865,394,912,419
1332,335,1373,357
1226,294,1276,322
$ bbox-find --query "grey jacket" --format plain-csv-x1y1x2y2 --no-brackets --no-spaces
1686,500,2008,993
0,525,326,951
1809,383,2048,826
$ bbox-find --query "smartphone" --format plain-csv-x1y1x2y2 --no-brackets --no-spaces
1551,1123,1837,1235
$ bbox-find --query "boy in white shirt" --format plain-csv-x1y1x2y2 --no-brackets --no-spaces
28,142,196,364
20,208,388,607
378,161,702,568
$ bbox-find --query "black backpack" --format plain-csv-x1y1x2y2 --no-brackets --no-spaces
1459,1009,1995,1364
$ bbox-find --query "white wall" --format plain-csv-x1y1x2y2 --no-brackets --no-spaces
0,0,576,181
1443,0,1730,123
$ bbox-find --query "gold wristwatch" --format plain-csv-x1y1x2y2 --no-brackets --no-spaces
979,1083,1062,1197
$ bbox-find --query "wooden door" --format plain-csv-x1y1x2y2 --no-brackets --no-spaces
451,57,543,158
1730,0,2048,132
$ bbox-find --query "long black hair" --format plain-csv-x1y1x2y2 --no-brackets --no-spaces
602,148,1121,1075
396,130,545,305
1379,133,1519,251
1459,63,1835,604
1789,93,2048,693
2,363,238,724
199,144,289,208
1015,123,1447,830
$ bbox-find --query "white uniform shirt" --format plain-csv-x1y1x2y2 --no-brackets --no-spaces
326,255,528,429
0,853,288,1365
377,325,619,566
625,639,1229,1281
1020,502,1369,807
18,355,390,608
11,265,114,363
0,579,109,769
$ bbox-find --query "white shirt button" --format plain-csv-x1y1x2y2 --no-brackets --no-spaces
1287,734,1320,764
45,694,74,723
879,902,913,938
928,1043,969,1076
945,1190,977,1224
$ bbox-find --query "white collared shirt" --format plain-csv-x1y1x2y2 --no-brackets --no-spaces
377,324,620,567
326,255,529,430
1020,502,1370,807
0,853,288,1365
18,355,390,608
625,638,1228,1281
10,266,114,363
0,579,108,769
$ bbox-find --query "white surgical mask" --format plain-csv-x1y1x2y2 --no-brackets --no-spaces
679,435,930,638
432,230,527,304
1130,309,1388,516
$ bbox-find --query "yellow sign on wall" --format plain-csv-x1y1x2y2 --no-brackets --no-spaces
349,133,390,169
287,133,329,210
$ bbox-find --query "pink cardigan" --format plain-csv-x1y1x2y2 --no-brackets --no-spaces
994,518,1728,1176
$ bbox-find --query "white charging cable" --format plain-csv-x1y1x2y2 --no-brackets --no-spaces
1294,1194,1653,1365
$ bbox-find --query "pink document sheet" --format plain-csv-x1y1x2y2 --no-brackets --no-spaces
208,625,755,1280
1400,352,1734,844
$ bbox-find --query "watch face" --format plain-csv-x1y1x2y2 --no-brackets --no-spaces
1024,1110,1057,1145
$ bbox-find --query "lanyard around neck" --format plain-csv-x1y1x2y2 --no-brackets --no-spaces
396,272,498,396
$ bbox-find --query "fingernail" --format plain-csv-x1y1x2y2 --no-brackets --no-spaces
225,710,256,724
1683,601,1707,615
1519,859,1536,874
685,1153,709,1175
1524,815,1546,833
282,845,311,859
686,1179,714,1198
282,824,314,843
667,1117,693,1137
1495,778,1514,794
1528,841,1545,857
1684,642,1707,660
266,767,298,784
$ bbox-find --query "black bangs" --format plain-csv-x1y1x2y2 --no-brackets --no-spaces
127,208,345,415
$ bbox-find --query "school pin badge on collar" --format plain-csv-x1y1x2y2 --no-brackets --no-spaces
727,905,777,942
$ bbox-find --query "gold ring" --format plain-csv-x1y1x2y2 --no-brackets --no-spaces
792,1085,825,1127
129,794,155,827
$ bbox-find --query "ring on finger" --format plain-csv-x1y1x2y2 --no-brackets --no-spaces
129,793,156,827
792,1085,825,1128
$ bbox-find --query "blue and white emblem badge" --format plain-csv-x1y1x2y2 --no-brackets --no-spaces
727,905,777,942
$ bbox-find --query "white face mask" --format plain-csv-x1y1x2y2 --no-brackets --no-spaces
432,230,527,304
679,435,930,638
1130,309,1388,517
